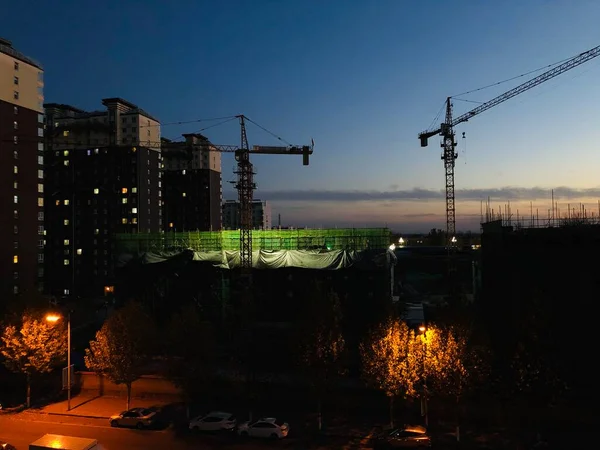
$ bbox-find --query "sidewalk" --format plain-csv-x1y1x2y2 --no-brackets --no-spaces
31,395,168,419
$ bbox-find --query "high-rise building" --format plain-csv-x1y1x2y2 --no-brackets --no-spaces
222,199,272,230
0,38,45,306
43,98,161,300
161,133,222,231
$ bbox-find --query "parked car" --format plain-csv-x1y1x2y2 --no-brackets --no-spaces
237,417,289,439
373,425,432,448
189,411,236,432
109,407,158,429
0,441,17,450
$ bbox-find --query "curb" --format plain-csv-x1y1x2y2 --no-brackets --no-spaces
24,410,110,420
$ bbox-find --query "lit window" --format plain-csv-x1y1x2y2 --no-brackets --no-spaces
132,208,137,214
14,121,18,129
38,155,43,164
132,187,137,193
38,184,43,193
13,195,18,204
14,106,18,114
38,128,43,137
169,222,174,228
38,198,44,207
94,228,100,235
13,166,18,174
64,199,70,206
13,255,18,264
94,188,99,194
13,286,18,295
132,218,138,224
122,187,128,194
122,198,128,204
64,160,69,166
122,218,128,224
38,212,44,221
64,150,69,156
77,248,82,255
64,239,69,245
182,192,187,197
13,181,18,189
38,169,43,179
64,219,69,225
63,130,69,137
94,148,99,154
64,259,70,265
55,200,61,206
182,169,186,175
87,149,91,156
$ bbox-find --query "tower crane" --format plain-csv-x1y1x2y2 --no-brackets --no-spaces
185,115,313,273
419,44,600,247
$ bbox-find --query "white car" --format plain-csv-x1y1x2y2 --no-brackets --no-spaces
237,417,290,439
189,411,236,432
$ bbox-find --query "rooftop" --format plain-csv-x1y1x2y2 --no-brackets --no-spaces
0,37,43,69
44,98,160,123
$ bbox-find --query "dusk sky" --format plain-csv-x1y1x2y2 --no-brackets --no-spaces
4,0,600,232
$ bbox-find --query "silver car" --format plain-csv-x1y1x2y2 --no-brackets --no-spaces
110,407,157,429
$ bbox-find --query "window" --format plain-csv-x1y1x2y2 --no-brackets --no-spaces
13,150,18,159
38,225,44,235
38,197,44,207
13,210,18,219
38,169,43,179
64,160,69,166
13,255,18,264
38,155,44,164
64,219,69,225
13,181,18,189
13,136,18,144
64,199,70,206
38,128,43,137
38,113,44,123
122,218,128,224
14,121,18,130
38,254,44,263
122,187,128,194
13,286,18,295
182,192,187,197
14,106,18,114
94,188,99,194
38,240,44,249
14,61,19,70
38,183,43,193
132,218,138,224
64,239,70,245
63,130,69,137
38,212,44,221
131,208,137,214
64,150,69,156
14,225,18,234
38,142,44,151
14,76,18,85
132,187,137,193
122,198,128,204
14,272,18,280
13,91,19,100
13,195,18,204
63,259,70,265
13,165,18,174
77,248,82,255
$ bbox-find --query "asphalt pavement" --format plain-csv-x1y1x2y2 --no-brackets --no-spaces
0,412,366,450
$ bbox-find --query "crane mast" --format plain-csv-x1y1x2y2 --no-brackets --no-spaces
419,44,600,246
234,115,255,271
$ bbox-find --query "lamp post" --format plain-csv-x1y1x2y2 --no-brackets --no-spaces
418,325,429,427
46,312,71,411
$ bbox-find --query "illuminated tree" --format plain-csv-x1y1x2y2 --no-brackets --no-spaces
0,312,67,407
84,301,154,410
298,284,346,431
360,317,421,427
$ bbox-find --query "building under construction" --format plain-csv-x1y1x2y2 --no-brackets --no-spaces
480,217,599,400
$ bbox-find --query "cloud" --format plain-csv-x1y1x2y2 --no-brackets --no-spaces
239,186,600,202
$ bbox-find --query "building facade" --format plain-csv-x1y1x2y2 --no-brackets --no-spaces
222,199,272,230
43,98,161,300
0,38,45,307
161,133,222,231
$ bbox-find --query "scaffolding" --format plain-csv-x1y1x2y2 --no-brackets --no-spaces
116,228,391,254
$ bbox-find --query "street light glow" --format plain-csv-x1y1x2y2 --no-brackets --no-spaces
45,314,61,323
419,325,426,332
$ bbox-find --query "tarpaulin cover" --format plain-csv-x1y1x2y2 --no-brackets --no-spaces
118,249,389,270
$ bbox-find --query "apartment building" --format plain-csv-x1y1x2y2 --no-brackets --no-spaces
222,199,272,230
162,133,222,231
0,38,45,307
43,98,161,300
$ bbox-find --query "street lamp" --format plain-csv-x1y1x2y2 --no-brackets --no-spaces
419,325,428,427
45,312,71,411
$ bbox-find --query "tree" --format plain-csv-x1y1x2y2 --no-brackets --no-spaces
360,317,421,427
297,284,346,431
84,301,154,409
0,312,67,407
164,303,215,409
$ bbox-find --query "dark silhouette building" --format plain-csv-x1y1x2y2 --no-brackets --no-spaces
0,38,45,307
161,133,222,232
43,98,162,300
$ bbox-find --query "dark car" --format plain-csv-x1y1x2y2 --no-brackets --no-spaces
373,425,432,448
1,441,17,450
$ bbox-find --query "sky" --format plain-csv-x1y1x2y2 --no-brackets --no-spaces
3,0,600,232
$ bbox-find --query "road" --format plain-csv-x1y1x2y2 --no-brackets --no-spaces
0,413,319,450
